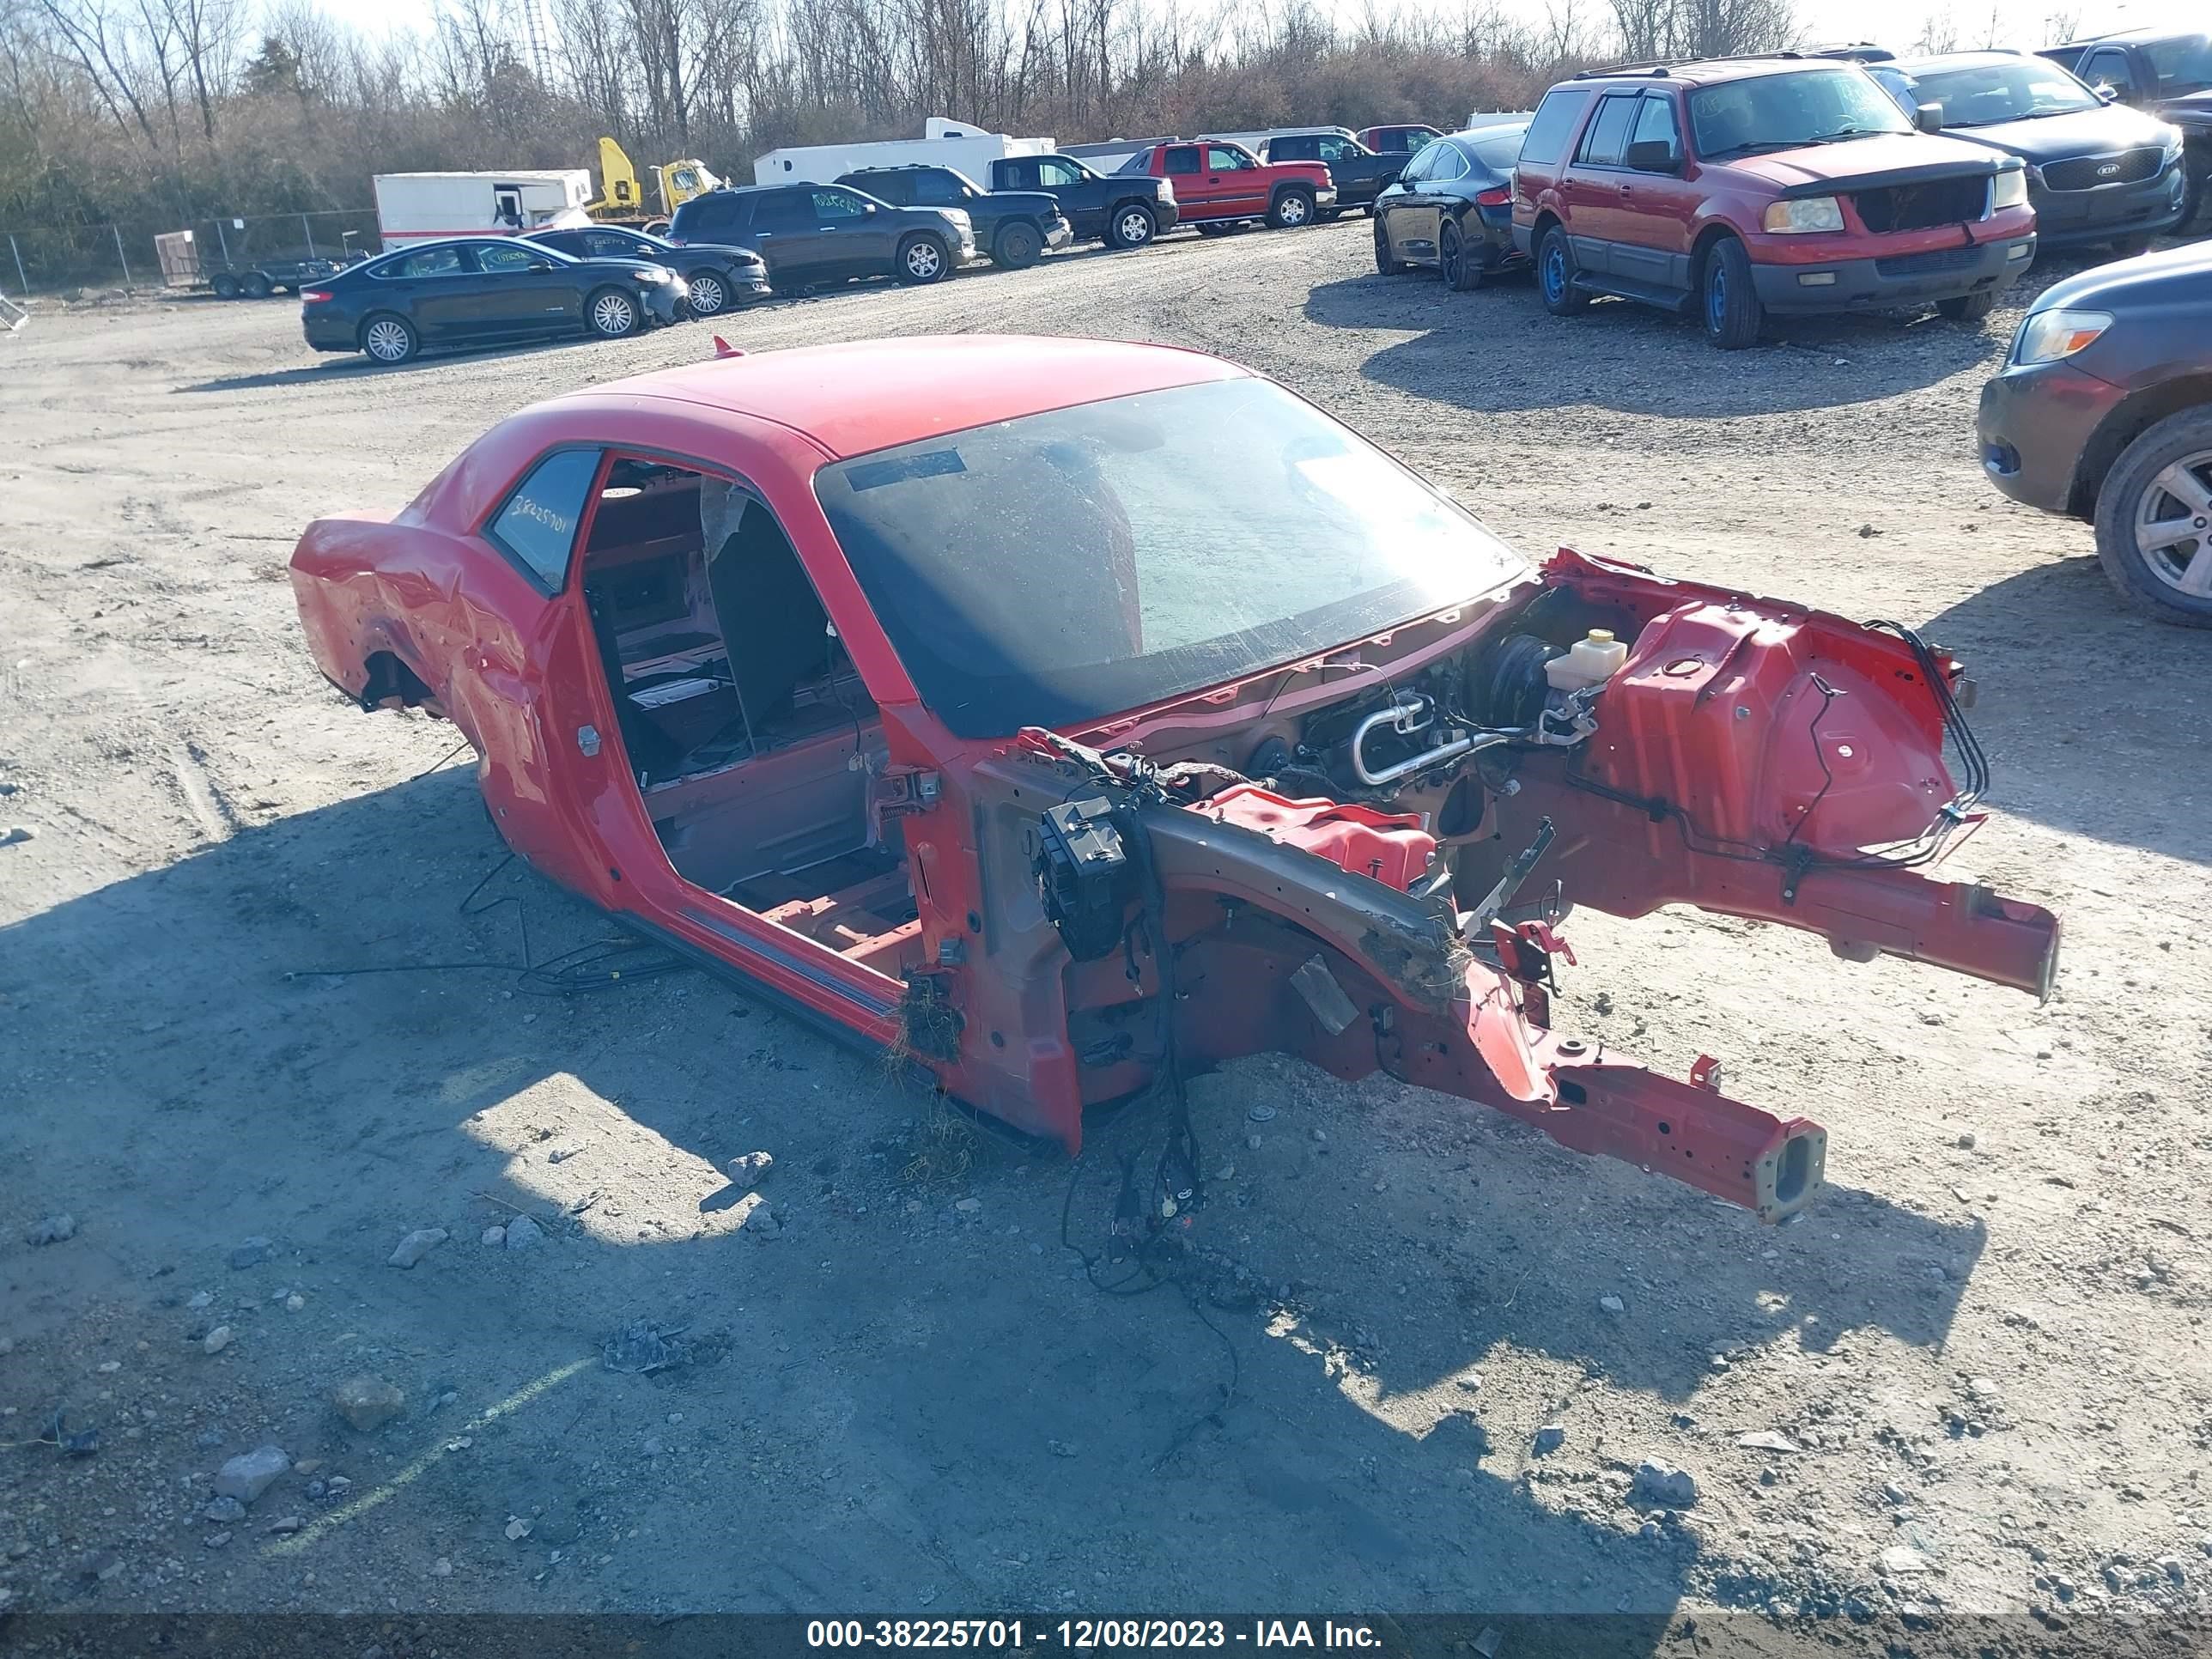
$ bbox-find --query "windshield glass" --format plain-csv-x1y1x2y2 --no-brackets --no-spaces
1689,67,1914,156
813,379,1528,737
1904,59,2100,123
2147,33,2212,95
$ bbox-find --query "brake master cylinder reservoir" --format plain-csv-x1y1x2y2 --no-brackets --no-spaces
1545,628,1631,693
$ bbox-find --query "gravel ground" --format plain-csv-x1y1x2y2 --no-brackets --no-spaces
2,222,2209,1656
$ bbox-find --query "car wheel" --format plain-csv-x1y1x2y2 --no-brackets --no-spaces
1106,205,1155,249
359,313,417,365
896,234,948,284
1442,222,1482,292
587,286,641,337
1537,225,1588,316
1195,222,1233,238
2094,407,2212,628
242,270,273,299
1373,216,1408,275
1700,235,1762,349
1936,289,1997,324
686,271,729,316
993,221,1042,269
1267,188,1315,229
210,272,240,300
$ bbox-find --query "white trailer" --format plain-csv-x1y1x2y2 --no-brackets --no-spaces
752,116,1054,186
371,170,595,244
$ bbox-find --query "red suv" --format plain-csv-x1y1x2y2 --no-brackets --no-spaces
1513,57,2039,348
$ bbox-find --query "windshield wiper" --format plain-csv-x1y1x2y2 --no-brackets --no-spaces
1801,127,1892,143
1703,139,1808,159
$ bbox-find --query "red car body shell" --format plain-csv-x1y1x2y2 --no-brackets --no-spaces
291,337,2059,1220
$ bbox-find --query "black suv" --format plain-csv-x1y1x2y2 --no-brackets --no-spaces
2040,30,2212,224
833,165,1070,268
987,153,1179,247
528,223,769,315
667,184,976,287
1978,240,2212,626
1254,131,1407,211
1868,52,2189,253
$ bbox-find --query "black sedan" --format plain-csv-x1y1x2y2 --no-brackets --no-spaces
525,222,769,315
1977,240,2212,625
1869,52,2188,253
301,237,687,366
1371,124,1529,289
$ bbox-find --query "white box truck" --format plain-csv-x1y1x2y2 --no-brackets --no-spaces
372,170,596,244
752,116,1054,186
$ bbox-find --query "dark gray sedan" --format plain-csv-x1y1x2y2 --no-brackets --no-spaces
526,223,769,315
301,237,686,366
1371,125,1529,289
1977,240,2212,624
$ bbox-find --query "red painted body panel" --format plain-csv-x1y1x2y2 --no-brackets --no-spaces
289,337,2058,1223
1126,143,1336,222
1191,787,1437,893
1515,82,2038,273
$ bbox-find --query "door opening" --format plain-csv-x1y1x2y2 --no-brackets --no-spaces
575,457,919,973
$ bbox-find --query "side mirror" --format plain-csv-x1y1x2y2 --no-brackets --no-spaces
864,202,878,213
1623,139,1681,173
2094,84,2119,103
1914,101,1945,133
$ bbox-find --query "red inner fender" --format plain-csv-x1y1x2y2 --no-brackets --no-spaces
1585,600,1954,856
1191,784,1437,891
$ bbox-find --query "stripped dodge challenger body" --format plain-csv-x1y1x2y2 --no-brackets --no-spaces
290,337,2059,1222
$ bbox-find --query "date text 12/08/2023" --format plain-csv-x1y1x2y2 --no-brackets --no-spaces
805,1620,1391,1649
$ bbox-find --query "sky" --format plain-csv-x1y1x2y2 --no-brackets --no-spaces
306,0,2201,59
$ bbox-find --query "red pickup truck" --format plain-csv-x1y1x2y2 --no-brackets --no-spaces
1112,141,1336,230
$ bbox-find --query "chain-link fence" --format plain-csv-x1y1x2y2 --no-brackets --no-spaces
0,208,383,300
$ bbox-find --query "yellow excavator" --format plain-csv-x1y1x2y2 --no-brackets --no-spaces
585,137,725,233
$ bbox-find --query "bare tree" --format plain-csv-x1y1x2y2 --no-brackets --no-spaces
1912,6,1959,54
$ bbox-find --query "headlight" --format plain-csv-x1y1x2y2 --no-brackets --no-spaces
1990,167,2028,211
2015,307,2113,364
2161,125,2186,164
1762,196,1844,234
947,210,972,228
1158,180,1176,203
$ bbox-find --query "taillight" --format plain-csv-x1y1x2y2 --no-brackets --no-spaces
1475,186,1511,208
301,289,333,303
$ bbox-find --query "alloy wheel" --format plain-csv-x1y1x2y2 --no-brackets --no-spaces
1115,210,1152,246
363,319,410,362
2135,450,2212,598
906,240,942,280
592,292,637,335
688,274,726,315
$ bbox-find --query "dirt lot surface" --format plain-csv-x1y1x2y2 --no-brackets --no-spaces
3,223,2209,1656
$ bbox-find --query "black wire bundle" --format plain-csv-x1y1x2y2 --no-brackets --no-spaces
285,852,692,996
